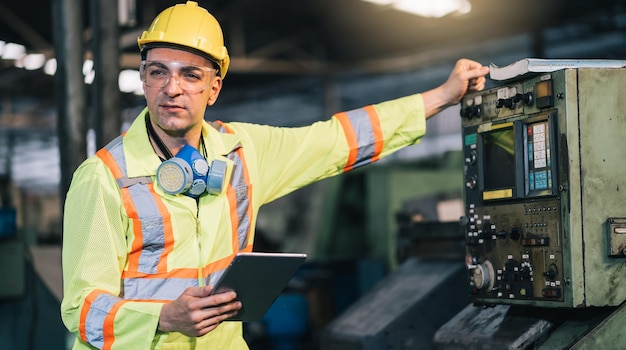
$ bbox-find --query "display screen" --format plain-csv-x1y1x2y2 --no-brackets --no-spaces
482,128,516,191
525,120,553,195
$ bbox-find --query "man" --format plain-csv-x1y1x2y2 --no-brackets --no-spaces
60,1,489,349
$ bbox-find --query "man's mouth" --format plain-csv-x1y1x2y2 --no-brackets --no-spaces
160,104,184,111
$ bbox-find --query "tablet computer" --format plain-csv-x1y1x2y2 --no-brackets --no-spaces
210,252,307,322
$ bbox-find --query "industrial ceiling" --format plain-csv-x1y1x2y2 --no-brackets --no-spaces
2,0,625,95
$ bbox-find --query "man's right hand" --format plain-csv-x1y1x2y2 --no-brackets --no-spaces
158,286,242,337
422,58,489,119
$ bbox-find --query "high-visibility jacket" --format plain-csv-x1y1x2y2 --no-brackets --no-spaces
61,93,427,349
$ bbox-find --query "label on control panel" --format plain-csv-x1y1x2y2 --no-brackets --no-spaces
483,189,513,200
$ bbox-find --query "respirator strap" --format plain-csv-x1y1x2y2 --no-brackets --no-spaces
146,114,174,160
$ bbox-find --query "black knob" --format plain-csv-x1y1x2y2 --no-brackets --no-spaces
460,106,481,119
496,98,513,109
510,227,521,240
520,267,532,279
513,92,533,105
543,269,556,280
469,106,481,118
460,108,469,119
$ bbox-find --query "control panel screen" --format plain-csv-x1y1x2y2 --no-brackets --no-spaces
482,127,515,192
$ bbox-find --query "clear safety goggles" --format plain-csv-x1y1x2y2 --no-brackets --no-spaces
139,60,217,93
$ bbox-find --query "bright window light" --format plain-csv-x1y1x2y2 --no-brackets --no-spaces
82,60,94,76
83,59,95,84
362,0,471,18
1,42,26,60
118,69,143,95
22,53,46,70
44,58,57,75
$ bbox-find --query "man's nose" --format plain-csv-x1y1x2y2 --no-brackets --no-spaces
162,74,183,94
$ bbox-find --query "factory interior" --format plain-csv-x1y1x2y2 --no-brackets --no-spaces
1,0,626,349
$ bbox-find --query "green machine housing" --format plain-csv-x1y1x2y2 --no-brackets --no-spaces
459,67,626,308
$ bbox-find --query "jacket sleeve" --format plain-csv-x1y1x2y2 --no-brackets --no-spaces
60,158,167,350
227,93,427,204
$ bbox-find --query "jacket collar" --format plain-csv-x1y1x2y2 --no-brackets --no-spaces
123,107,241,179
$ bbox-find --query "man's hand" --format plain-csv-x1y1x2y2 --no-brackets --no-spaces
158,286,242,337
423,58,490,118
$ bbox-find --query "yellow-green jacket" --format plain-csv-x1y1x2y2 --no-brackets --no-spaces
61,94,427,349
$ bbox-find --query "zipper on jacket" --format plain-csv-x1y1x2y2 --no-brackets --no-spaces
195,205,204,287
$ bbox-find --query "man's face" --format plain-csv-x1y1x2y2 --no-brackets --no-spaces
142,47,222,137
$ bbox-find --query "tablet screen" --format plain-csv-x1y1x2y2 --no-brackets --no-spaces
210,252,307,321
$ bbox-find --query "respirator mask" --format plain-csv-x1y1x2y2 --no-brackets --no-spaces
156,144,227,198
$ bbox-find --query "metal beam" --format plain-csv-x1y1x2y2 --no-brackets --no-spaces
91,0,122,148
52,0,87,211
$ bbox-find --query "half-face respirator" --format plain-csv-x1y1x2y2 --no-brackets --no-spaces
156,144,227,198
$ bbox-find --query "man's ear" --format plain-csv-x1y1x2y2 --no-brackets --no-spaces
207,76,223,106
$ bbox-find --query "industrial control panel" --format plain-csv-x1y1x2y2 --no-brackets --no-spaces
460,67,626,308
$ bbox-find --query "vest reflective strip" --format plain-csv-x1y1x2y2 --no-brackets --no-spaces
123,277,199,300
117,176,151,188
80,289,125,349
97,137,195,300
226,149,253,252
215,122,254,252
98,137,172,275
335,105,384,172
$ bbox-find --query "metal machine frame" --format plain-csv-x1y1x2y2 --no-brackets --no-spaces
460,67,626,308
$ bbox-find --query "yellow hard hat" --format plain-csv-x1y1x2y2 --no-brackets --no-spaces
137,1,230,78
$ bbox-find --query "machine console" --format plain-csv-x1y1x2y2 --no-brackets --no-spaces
460,67,626,307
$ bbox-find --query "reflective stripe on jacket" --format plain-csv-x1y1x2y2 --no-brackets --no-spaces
96,124,251,302
61,94,426,349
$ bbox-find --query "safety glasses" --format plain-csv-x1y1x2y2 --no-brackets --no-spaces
140,60,217,93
